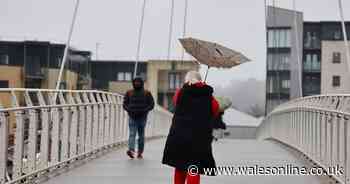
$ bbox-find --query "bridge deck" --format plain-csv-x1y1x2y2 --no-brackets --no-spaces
42,139,329,184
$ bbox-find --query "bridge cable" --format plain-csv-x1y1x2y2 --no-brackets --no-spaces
55,0,80,95
337,0,350,77
181,0,189,62
134,0,148,78
167,0,175,60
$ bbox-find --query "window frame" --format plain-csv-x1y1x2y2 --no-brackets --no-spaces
332,75,341,87
0,55,9,65
0,80,9,88
332,52,341,64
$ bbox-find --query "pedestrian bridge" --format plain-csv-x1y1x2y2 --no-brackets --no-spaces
0,89,349,184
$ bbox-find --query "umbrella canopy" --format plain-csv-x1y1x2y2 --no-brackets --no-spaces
179,37,251,68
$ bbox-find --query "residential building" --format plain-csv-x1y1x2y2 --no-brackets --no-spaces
90,60,199,112
266,6,350,114
319,22,350,94
266,6,303,114
0,40,91,93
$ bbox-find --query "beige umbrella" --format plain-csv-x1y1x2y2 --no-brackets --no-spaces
179,37,251,81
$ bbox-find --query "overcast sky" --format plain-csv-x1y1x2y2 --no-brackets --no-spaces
1,0,349,86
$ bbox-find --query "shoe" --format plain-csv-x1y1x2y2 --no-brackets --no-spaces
127,150,135,159
137,152,143,159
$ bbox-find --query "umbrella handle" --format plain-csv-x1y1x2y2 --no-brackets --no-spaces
204,66,210,82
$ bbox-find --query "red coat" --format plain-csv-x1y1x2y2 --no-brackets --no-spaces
172,82,220,117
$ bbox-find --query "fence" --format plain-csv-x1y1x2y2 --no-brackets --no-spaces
0,88,172,184
257,95,350,184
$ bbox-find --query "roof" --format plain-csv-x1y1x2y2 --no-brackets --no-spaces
222,108,261,127
90,60,197,64
90,60,147,63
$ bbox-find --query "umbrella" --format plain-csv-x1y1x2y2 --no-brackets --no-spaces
179,37,251,81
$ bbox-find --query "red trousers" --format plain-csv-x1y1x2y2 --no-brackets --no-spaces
174,168,200,184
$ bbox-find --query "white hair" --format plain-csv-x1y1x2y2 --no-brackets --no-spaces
185,71,202,85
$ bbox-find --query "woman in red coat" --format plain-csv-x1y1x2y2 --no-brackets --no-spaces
162,71,219,184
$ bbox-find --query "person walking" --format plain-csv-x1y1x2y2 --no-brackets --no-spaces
123,76,154,159
162,71,219,184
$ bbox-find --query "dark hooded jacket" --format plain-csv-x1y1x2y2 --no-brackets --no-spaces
123,77,155,120
162,82,217,175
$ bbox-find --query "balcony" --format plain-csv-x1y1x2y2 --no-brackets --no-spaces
24,65,45,79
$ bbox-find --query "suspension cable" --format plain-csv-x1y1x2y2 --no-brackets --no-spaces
55,0,80,91
181,0,189,62
167,0,175,60
338,0,350,76
292,0,303,97
134,0,147,78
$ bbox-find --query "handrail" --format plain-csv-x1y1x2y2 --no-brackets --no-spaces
257,94,350,184
0,88,173,184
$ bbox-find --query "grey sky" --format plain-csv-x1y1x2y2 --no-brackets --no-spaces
0,0,349,86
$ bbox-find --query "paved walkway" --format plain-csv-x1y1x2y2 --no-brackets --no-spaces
42,139,330,184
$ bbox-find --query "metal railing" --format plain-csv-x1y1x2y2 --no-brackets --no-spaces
0,88,172,184
257,94,350,184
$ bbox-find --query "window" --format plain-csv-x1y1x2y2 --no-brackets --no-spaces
334,31,342,40
140,72,147,81
332,76,341,87
0,55,9,65
282,80,290,89
0,80,9,88
56,57,63,67
304,32,320,49
169,73,182,90
117,72,132,81
267,29,291,48
267,53,290,71
304,54,320,71
333,52,341,63
125,72,132,81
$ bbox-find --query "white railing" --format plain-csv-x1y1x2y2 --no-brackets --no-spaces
0,88,172,184
257,94,350,184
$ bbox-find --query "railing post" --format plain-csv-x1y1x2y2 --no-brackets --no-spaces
101,94,110,146
49,92,61,164
0,109,8,184
59,92,70,161
338,115,346,182
89,93,99,150
37,91,50,169
24,91,39,173
345,116,350,184
83,93,92,152
326,113,332,168
95,93,105,148
68,93,79,157
12,91,25,179
75,93,86,154
108,94,115,145
320,112,326,164
114,95,121,144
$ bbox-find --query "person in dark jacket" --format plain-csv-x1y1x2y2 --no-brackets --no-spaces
123,76,154,159
162,71,219,184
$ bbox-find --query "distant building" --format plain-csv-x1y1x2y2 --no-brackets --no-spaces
0,40,91,136
0,40,91,91
90,60,199,112
266,6,350,114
